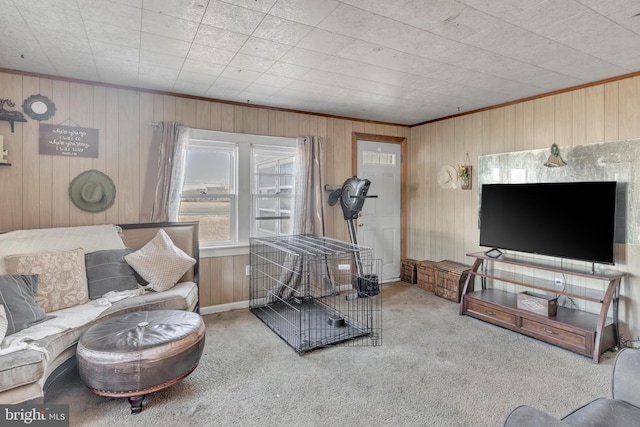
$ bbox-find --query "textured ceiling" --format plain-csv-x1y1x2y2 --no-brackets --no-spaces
1,0,639,125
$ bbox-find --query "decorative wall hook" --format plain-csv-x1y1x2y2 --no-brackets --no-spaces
544,143,567,167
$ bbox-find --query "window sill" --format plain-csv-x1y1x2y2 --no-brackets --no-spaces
200,244,249,259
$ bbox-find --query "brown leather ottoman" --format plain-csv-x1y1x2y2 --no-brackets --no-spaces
77,310,205,413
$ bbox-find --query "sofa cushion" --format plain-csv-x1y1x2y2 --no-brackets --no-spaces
612,347,640,407
0,348,46,393
503,405,568,427
562,397,640,427
5,249,89,313
85,248,138,299
0,224,126,275
101,281,198,315
0,275,48,335
125,230,195,292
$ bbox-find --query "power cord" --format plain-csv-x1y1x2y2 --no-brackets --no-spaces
556,273,579,309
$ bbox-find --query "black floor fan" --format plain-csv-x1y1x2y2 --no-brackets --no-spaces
328,177,379,298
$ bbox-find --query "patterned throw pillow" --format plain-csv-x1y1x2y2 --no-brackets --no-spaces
5,248,89,312
124,229,195,292
0,275,48,335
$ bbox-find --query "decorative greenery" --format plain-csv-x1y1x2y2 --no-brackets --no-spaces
457,165,469,178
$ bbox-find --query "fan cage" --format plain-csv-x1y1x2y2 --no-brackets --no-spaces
249,234,382,354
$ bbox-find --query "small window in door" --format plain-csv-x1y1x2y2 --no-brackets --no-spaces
363,151,396,166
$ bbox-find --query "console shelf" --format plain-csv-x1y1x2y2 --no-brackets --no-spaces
459,252,626,363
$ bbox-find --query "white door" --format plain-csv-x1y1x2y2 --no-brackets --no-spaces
357,140,402,282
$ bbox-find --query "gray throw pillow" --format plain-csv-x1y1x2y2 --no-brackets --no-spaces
0,274,48,335
85,248,139,299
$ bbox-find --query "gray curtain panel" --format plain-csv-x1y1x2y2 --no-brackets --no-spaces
277,136,330,301
140,122,179,223
293,136,326,236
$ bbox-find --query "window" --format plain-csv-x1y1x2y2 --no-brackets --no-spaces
175,129,297,252
252,147,296,237
178,141,237,244
362,150,396,166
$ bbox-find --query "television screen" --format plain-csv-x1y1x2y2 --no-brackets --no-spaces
479,182,617,264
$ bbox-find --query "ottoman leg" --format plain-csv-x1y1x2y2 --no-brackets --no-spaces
128,395,145,414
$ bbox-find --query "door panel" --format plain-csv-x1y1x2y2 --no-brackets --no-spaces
383,228,395,264
357,140,402,281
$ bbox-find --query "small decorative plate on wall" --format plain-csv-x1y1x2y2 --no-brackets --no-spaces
22,94,56,121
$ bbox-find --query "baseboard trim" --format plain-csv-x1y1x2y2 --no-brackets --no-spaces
200,300,250,315
199,279,398,315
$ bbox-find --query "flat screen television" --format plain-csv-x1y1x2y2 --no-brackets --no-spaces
479,181,617,265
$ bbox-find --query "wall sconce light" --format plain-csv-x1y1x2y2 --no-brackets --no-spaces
544,144,566,168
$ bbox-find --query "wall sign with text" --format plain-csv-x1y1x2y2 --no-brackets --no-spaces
39,124,99,158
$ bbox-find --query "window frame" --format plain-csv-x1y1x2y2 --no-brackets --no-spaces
179,128,297,257
179,140,238,246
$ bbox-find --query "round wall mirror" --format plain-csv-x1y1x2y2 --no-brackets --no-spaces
22,94,56,121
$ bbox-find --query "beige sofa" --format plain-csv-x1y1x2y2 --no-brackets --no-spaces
0,222,200,404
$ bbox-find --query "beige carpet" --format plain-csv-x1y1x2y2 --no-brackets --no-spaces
46,282,615,426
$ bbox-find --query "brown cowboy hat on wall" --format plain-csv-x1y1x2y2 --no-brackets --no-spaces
69,170,116,212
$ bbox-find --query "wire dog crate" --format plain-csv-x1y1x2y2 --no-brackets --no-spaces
250,234,381,354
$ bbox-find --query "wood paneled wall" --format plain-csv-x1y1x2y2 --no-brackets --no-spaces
408,75,640,341
0,71,409,309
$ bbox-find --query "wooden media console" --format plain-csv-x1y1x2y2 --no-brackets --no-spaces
459,252,626,363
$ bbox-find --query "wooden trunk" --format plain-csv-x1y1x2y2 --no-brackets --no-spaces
401,259,418,284
433,260,470,303
417,261,437,292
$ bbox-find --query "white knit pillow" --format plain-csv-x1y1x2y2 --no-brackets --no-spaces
124,229,195,292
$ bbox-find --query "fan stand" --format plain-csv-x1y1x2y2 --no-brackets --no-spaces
329,177,378,297
346,216,364,277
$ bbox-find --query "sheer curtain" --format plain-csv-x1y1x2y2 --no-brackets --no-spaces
140,122,188,222
167,126,189,221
